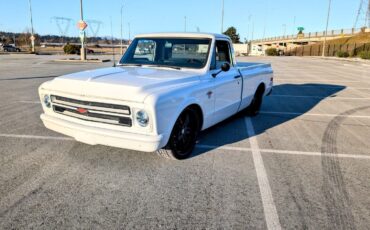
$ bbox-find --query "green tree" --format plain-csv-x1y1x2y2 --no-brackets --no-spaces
223,27,240,43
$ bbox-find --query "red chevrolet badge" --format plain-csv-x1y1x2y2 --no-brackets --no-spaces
77,108,88,114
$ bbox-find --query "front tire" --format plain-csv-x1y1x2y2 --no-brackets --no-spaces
157,108,200,160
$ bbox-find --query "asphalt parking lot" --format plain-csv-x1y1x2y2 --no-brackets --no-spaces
0,54,369,229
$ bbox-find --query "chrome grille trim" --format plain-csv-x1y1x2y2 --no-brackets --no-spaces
51,95,130,115
51,95,132,127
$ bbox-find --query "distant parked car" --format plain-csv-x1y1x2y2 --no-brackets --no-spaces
1,45,21,52
76,47,94,55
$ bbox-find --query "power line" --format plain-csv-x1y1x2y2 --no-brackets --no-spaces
354,0,370,28
354,0,364,28
85,19,103,37
51,17,72,38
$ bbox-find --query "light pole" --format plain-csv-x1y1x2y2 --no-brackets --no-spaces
322,0,332,57
28,0,35,53
128,22,131,43
247,14,252,41
221,0,224,33
120,3,124,55
79,0,86,60
282,24,286,51
367,0,370,28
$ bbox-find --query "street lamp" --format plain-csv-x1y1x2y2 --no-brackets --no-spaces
128,22,131,43
79,0,86,60
120,3,124,55
221,0,224,33
322,0,332,57
282,24,287,51
247,14,252,41
28,0,35,53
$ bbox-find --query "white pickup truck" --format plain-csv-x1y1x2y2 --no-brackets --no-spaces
39,33,273,159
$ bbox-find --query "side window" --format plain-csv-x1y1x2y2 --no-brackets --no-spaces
215,40,231,69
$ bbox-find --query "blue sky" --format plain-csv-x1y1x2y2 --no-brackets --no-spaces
0,0,365,40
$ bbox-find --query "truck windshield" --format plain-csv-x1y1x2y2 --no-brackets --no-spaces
119,38,211,69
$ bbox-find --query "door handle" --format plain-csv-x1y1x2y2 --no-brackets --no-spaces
234,75,241,79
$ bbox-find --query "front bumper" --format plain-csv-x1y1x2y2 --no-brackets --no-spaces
40,114,163,152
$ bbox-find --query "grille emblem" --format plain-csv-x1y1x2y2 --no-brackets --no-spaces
77,108,88,114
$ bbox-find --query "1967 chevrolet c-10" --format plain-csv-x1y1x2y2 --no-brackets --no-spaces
39,33,273,159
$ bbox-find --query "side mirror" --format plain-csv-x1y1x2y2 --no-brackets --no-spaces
221,62,230,72
212,62,231,78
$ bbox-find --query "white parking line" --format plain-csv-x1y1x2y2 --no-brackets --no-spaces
260,111,370,119
0,133,73,141
196,145,370,160
19,101,40,104
273,84,370,90
244,117,282,230
270,95,370,100
1,133,369,160
275,79,364,83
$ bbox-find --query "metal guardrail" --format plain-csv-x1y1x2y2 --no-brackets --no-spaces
253,28,364,43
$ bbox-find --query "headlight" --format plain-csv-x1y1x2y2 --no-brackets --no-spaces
136,110,149,127
43,95,51,108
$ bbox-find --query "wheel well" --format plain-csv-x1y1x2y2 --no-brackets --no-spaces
186,104,204,131
256,83,265,95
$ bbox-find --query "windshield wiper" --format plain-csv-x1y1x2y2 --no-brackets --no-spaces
117,63,142,67
146,65,181,70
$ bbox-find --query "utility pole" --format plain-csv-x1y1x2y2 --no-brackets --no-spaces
79,0,86,60
128,22,131,43
322,0,332,57
282,24,287,51
28,0,35,53
367,0,370,28
251,22,254,41
247,14,252,41
221,0,224,33
120,3,124,54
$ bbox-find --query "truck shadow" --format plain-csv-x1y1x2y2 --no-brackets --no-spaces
192,83,346,158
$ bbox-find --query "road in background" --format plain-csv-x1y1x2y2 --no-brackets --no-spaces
0,54,369,229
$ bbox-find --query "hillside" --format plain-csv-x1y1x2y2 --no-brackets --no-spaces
326,32,370,45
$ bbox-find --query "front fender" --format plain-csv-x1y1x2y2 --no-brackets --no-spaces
145,89,205,149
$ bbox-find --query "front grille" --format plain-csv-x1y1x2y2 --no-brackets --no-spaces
51,95,132,127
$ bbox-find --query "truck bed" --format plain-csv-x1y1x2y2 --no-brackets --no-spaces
236,62,272,70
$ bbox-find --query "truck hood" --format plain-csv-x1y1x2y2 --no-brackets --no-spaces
43,67,200,102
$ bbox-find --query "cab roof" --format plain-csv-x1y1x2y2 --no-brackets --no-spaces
135,32,231,40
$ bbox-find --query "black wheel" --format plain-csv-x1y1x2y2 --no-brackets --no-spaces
246,87,264,116
157,108,200,160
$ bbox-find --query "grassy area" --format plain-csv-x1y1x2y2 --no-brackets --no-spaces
287,32,370,58
326,32,370,45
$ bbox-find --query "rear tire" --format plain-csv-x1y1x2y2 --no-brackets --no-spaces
246,87,264,116
156,108,200,160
